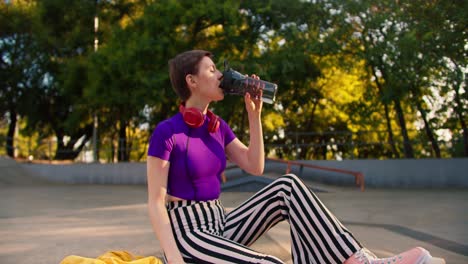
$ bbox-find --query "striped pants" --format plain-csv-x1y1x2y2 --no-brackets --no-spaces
167,174,362,264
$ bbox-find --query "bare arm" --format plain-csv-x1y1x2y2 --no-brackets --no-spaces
226,77,264,176
147,156,184,264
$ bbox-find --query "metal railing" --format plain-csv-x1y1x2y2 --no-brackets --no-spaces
266,157,365,191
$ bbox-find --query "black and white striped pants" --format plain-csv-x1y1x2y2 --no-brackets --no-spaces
167,174,362,264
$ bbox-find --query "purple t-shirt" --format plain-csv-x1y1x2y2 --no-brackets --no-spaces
147,113,236,201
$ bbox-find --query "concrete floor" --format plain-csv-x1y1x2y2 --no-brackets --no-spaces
1,182,467,264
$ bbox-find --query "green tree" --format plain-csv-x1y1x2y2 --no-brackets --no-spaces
14,0,100,160
0,0,40,157
331,0,420,158
404,0,467,156
229,0,328,159
86,0,244,161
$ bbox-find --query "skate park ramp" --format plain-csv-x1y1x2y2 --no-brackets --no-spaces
0,157,467,263
221,166,331,193
0,156,49,185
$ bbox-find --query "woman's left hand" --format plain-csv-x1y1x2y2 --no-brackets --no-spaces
244,74,263,115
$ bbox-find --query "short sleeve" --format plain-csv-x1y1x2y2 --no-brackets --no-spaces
220,118,236,146
147,120,174,161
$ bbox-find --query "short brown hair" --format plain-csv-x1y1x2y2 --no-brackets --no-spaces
168,50,213,101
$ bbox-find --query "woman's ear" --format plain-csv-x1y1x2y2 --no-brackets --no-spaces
185,74,197,89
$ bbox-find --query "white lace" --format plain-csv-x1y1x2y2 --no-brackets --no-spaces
354,248,402,264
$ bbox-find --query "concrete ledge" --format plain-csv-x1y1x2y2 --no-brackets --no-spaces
23,162,147,185
19,158,468,188
221,176,273,192
267,158,468,188
0,156,49,185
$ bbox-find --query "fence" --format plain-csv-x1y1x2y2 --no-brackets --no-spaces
0,129,465,162
0,136,148,163
263,130,465,160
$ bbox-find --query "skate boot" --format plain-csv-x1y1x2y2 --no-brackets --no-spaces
344,247,446,264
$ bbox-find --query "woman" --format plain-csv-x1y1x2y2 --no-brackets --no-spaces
146,50,439,264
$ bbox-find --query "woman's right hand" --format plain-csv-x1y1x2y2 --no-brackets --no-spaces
244,74,263,115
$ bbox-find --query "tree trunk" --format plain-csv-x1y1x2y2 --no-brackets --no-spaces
363,32,400,159
94,115,100,162
6,110,17,158
118,120,128,161
454,87,468,156
320,135,327,160
109,133,116,163
382,102,400,158
303,99,319,160
449,59,468,156
393,98,414,158
370,67,400,158
374,61,413,158
415,98,441,158
54,124,93,160
54,136,81,160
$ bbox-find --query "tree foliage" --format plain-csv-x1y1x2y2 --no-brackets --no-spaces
1,0,466,161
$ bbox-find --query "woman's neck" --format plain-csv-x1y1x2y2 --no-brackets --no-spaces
185,98,209,114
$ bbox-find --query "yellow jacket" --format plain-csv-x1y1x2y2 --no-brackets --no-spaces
60,251,163,264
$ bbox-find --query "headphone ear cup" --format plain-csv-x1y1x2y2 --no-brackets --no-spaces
180,104,204,128
180,104,219,132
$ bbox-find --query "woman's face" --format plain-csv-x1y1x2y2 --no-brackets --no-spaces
190,56,224,102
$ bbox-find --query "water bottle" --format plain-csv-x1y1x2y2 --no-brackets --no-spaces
220,60,278,104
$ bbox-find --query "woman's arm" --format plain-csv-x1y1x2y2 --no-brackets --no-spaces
147,156,184,264
226,85,264,176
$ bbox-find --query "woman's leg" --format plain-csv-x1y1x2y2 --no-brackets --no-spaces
223,174,362,264
167,200,284,264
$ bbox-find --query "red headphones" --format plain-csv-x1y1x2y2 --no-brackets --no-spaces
179,103,220,133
